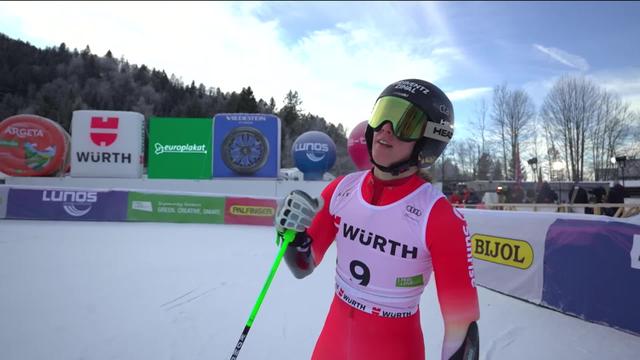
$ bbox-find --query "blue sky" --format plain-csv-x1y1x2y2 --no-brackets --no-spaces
0,1,639,141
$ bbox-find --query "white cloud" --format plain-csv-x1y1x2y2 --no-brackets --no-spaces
448,87,492,101
520,69,640,112
533,44,590,72
0,1,465,134
590,69,640,112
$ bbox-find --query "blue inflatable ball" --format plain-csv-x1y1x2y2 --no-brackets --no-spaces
292,131,336,180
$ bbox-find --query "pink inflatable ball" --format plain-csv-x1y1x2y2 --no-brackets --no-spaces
347,120,372,170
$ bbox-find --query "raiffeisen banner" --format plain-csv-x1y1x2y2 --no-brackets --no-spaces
0,114,69,176
213,113,280,178
6,188,128,221
147,117,212,179
70,110,144,178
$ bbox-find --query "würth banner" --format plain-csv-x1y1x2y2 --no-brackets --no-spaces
71,110,144,178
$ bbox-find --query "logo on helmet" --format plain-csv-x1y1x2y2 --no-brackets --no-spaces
439,104,450,116
393,81,430,95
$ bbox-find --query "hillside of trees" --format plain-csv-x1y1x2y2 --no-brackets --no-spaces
0,33,356,174
2,32,638,183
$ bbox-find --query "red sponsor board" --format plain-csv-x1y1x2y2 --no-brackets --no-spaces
224,197,277,226
0,114,69,176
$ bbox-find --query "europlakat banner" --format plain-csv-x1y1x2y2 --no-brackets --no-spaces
6,187,128,221
147,117,213,179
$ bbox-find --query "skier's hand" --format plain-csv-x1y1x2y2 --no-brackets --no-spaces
275,190,323,234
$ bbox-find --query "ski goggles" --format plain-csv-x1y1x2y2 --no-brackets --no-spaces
368,96,428,141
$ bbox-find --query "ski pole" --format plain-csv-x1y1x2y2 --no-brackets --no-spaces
230,229,296,360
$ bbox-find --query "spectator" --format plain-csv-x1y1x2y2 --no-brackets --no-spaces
510,185,525,203
605,183,625,216
569,185,589,214
586,186,606,215
449,191,463,205
465,187,481,205
536,181,558,204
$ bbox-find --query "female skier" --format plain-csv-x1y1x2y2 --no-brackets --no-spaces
276,79,480,360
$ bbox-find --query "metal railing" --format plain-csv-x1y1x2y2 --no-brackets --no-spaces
453,202,640,218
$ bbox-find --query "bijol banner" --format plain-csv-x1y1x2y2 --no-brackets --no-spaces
460,209,549,304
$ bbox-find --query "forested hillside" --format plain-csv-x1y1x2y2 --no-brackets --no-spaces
0,33,355,173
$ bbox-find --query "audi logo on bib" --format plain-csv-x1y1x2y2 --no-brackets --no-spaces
406,205,423,217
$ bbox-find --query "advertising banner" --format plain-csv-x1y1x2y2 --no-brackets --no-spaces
292,131,336,180
147,117,212,179
6,188,128,221
70,110,144,178
127,192,224,224
460,209,550,304
542,219,640,336
0,114,69,176
224,197,277,226
0,186,7,218
213,113,280,178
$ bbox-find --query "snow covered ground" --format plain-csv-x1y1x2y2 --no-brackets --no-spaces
1,220,639,360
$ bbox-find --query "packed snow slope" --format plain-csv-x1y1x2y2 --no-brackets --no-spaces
1,220,639,360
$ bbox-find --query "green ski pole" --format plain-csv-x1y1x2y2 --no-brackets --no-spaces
230,229,296,360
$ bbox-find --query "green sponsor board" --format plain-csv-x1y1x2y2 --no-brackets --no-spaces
147,117,213,179
395,274,424,288
127,192,225,223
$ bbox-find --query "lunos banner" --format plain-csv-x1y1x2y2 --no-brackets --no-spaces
71,110,144,178
6,188,128,221
127,192,224,224
0,114,70,176
0,186,8,219
224,197,277,226
148,117,212,179
213,113,280,178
